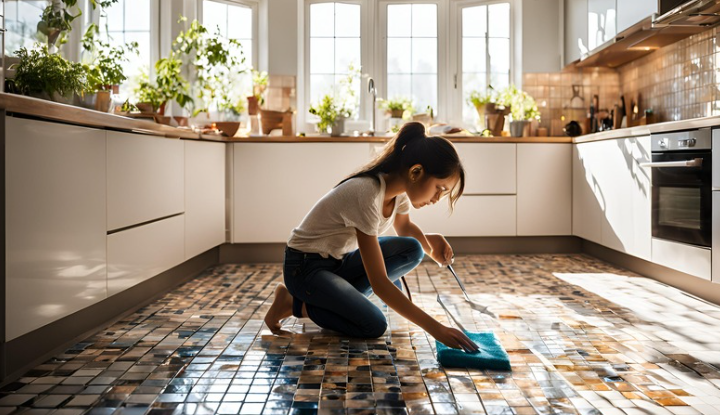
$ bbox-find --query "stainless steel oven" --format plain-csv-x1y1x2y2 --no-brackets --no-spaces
645,128,712,248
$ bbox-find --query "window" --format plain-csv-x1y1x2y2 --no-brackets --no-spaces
308,2,362,116
385,3,438,115
460,2,511,125
202,0,254,67
4,0,46,55
99,0,155,97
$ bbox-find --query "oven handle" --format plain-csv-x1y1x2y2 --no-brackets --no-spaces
639,158,703,168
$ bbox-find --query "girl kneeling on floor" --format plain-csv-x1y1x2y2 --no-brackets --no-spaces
264,122,479,352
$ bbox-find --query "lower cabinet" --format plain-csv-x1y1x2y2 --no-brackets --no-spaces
107,215,185,296
184,140,226,259
5,118,107,341
410,195,517,236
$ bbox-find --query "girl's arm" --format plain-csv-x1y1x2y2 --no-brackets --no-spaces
393,213,453,266
356,229,478,352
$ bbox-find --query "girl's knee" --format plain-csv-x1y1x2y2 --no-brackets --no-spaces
399,237,424,265
362,318,388,338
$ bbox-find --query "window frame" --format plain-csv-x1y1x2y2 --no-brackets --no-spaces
449,0,517,126
300,0,370,133
378,0,448,126
198,0,259,71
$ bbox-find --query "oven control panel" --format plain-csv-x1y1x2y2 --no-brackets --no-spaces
652,128,711,152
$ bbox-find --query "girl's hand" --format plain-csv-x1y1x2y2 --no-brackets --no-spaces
426,233,454,266
433,324,479,353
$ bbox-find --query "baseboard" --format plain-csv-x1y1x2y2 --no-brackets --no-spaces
1,247,219,385
583,240,720,306
218,236,584,264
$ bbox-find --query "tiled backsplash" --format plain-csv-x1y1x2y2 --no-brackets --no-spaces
525,26,720,135
523,69,620,137
265,75,296,112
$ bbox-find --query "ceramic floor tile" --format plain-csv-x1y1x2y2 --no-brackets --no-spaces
3,256,720,414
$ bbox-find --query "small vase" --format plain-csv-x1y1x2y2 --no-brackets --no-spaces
329,116,346,137
389,109,404,118
474,104,487,132
247,96,259,115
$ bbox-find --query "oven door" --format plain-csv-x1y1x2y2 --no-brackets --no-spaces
651,151,712,247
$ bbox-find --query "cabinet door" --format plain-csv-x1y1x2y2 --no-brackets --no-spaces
565,0,589,64
5,118,107,341
517,144,572,236
617,0,657,33
107,132,184,231
601,138,635,254
410,195,517,237
185,140,226,259
455,143,516,195
588,0,617,51
107,215,185,296
572,142,605,244
630,136,652,260
232,143,372,243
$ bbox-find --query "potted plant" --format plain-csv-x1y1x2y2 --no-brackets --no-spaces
37,0,117,50
501,85,540,137
81,24,139,112
308,94,351,136
467,89,494,132
10,44,88,104
248,69,268,115
380,97,414,119
133,73,166,114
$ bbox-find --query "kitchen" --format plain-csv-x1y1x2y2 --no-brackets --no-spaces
3,0,720,414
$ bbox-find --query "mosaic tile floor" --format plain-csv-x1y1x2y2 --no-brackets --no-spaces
2,254,720,415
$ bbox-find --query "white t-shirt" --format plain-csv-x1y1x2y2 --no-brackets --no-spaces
287,175,411,259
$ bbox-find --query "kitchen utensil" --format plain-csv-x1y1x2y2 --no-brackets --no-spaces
569,84,585,108
563,120,582,137
447,265,497,318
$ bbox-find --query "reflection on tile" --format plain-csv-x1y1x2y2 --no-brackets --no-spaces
2,257,720,414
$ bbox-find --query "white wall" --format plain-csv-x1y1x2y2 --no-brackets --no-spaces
521,0,562,73
267,0,298,75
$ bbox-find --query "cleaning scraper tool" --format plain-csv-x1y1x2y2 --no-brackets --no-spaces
447,264,497,319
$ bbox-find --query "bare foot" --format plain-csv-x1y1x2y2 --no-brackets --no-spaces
264,283,294,336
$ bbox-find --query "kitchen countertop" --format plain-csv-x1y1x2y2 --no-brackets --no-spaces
574,114,720,143
0,93,572,144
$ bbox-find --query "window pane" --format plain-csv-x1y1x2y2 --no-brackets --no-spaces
310,74,335,103
238,40,252,68
462,5,486,38
310,3,334,37
413,75,437,112
489,3,510,38
4,0,45,54
125,0,149,32
489,38,510,74
102,0,124,32
463,38,485,73
204,1,227,35
490,73,510,90
228,5,253,39
335,38,361,73
387,74,412,101
335,3,360,37
412,38,437,73
311,38,335,73
387,4,411,37
463,72,486,123
387,38,411,74
412,4,437,37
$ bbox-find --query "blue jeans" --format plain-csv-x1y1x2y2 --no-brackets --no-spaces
283,236,424,338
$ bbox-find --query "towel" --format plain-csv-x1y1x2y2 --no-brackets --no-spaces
436,331,511,371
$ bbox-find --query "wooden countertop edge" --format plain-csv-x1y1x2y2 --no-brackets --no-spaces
0,93,572,143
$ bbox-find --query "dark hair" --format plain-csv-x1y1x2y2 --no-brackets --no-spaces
340,122,465,211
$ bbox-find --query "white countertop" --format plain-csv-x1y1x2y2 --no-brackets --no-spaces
574,115,720,143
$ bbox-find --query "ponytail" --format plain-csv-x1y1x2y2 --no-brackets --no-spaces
339,122,466,211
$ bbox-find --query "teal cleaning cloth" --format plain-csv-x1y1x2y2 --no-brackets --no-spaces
436,331,511,371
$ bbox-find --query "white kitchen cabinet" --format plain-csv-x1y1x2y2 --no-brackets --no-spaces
573,137,651,259
565,0,589,65
617,0,656,34
652,238,711,281
5,117,107,341
455,143,516,195
107,132,184,231
588,0,617,51
184,140,226,259
231,143,372,243
517,144,572,236
410,195,517,237
107,215,185,296
572,141,606,244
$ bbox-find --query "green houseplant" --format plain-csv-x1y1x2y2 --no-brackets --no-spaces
500,85,540,137
380,96,414,119
11,44,88,104
309,94,351,136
